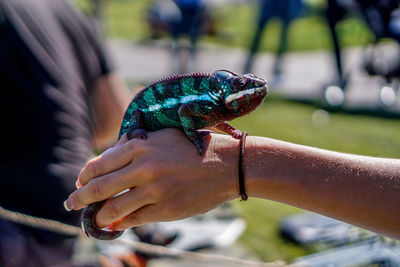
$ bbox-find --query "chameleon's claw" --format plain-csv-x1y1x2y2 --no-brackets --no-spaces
127,129,148,140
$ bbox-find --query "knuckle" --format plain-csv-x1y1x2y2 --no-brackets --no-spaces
103,199,121,220
146,183,166,200
124,138,154,159
126,212,141,226
86,159,100,178
134,139,154,154
124,139,137,153
140,162,159,180
162,203,178,219
87,180,103,199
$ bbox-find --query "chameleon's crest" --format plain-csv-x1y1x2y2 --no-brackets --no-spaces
146,72,210,89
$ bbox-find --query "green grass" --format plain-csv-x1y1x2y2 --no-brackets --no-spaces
232,96,400,157
232,199,310,262
227,95,400,263
103,0,373,52
103,0,150,40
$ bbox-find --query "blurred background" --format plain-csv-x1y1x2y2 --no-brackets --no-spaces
73,0,400,265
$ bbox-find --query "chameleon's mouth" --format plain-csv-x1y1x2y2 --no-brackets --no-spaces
224,86,267,105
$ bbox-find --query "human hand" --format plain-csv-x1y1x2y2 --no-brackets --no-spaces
65,128,240,230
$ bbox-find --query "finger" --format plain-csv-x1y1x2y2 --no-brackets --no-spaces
68,163,142,210
108,204,162,230
95,187,154,228
77,136,136,187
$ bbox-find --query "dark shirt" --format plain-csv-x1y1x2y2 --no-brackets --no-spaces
0,0,113,228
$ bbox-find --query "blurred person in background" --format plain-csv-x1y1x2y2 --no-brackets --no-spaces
171,0,205,73
324,0,357,91
325,0,400,94
0,0,134,265
147,0,213,73
243,0,304,85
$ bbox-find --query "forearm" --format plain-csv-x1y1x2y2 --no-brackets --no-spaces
66,130,400,238
244,136,400,238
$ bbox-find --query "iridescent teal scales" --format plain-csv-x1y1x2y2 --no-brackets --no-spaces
82,70,268,240
119,73,213,137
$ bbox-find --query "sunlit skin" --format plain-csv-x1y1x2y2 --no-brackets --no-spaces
66,129,400,240
75,70,268,240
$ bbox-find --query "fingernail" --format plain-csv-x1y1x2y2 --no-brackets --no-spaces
104,224,113,230
104,223,119,231
63,199,74,211
76,180,83,189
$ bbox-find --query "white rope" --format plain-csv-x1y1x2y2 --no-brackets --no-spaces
0,205,83,236
0,205,295,266
118,238,285,266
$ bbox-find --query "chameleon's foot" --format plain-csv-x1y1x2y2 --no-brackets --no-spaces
127,129,148,140
231,130,242,139
82,201,124,240
214,122,242,139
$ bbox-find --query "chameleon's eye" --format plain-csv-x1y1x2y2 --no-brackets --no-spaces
231,76,247,89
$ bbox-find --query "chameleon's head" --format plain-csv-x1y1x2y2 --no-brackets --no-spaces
209,70,268,113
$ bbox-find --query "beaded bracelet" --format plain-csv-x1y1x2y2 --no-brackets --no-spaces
239,131,248,201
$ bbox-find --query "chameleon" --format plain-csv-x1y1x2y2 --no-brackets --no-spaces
82,70,268,240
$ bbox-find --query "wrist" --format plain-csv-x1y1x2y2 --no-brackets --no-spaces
207,133,240,201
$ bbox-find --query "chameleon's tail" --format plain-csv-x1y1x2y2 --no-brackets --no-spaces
82,201,123,240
